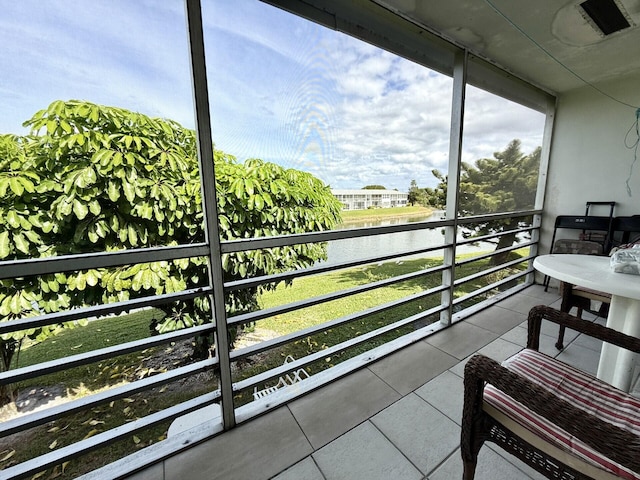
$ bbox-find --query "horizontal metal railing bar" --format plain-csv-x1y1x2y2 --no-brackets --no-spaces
454,241,535,266
0,358,217,438
454,255,533,287
452,268,532,306
227,263,449,327
4,391,220,480
230,283,450,362
221,218,452,253
230,247,531,362
0,212,536,280
454,225,536,247
220,209,540,254
0,243,210,280
456,209,541,226
225,221,538,293
224,242,450,292
455,244,533,267
456,220,537,234
453,270,531,307
233,303,447,393
450,281,534,325
232,229,532,390
234,268,536,397
229,238,532,330
1,323,214,385
0,287,213,335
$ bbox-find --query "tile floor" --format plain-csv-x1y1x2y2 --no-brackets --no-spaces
128,285,637,480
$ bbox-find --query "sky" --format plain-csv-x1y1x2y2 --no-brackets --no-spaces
1,0,546,191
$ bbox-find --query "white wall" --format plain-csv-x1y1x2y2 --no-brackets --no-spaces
540,73,640,254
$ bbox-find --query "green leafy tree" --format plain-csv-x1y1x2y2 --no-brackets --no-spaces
407,180,420,206
361,184,386,190
408,179,442,208
214,155,343,317
431,139,540,263
0,100,342,402
424,170,447,209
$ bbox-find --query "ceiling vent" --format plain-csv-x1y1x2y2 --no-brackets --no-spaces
579,0,632,35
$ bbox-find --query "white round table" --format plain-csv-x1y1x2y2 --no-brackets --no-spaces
534,254,640,391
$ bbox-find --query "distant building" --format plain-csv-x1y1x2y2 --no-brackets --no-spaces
331,189,408,210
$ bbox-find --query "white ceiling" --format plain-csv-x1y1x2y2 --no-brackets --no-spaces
378,0,640,94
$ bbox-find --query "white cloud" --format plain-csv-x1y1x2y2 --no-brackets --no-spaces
2,0,547,193
462,85,545,163
292,38,456,190
0,0,193,133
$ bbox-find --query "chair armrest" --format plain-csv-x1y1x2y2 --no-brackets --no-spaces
462,353,640,473
526,305,640,353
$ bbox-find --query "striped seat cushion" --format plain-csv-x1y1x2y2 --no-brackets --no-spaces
484,349,640,480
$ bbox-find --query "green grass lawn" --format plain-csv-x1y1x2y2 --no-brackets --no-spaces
3,309,215,478
257,249,527,335
15,309,156,365
340,205,434,224
12,309,166,392
258,257,444,331
232,257,449,399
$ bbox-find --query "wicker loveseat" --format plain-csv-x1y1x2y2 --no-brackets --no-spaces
461,305,640,480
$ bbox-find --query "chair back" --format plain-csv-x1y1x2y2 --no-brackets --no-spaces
611,215,640,246
549,215,612,253
552,239,603,255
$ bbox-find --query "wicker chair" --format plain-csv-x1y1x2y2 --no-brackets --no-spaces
461,305,640,480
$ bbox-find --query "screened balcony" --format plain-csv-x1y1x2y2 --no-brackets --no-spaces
1,0,640,479
111,285,636,480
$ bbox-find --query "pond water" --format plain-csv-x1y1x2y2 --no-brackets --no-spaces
323,211,494,265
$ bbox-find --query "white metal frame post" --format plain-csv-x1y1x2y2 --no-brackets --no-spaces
184,0,236,429
529,99,556,283
441,50,467,325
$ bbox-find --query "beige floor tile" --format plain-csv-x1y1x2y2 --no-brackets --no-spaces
425,322,498,360
288,368,401,449
465,305,527,335
164,408,312,480
312,422,422,480
477,337,524,361
368,341,457,395
519,285,561,304
429,446,540,480
496,293,551,316
414,370,464,424
371,393,459,475
272,457,325,480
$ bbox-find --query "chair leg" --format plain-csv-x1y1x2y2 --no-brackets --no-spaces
461,424,484,480
598,302,610,317
463,460,477,480
555,325,565,350
556,307,582,350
